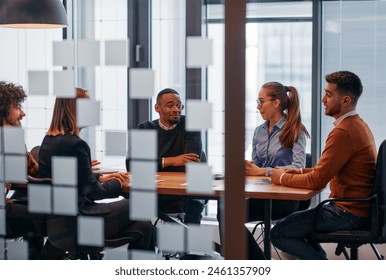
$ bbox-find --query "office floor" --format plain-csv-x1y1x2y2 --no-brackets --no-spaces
205,221,386,260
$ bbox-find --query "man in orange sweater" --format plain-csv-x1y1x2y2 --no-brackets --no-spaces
270,71,377,259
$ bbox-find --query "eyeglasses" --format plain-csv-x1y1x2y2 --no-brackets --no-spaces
165,103,185,111
256,98,276,107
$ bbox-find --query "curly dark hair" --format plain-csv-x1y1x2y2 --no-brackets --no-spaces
0,81,27,125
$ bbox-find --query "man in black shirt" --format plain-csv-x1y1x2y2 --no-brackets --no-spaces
134,88,205,224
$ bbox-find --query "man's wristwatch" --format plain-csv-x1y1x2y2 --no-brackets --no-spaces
266,167,272,177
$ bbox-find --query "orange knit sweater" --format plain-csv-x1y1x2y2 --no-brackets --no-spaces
281,115,376,218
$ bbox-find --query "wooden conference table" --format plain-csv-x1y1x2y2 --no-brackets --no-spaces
127,172,322,259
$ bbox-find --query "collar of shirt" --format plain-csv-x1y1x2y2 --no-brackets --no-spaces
333,109,357,127
262,115,286,131
158,120,177,131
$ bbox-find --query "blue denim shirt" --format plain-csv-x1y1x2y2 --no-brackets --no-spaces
252,116,306,168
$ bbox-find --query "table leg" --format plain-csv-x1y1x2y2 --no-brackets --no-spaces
263,199,272,259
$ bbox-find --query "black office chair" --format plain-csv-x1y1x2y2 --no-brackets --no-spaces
308,140,386,260
10,175,52,204
22,176,145,260
46,214,145,260
30,145,40,162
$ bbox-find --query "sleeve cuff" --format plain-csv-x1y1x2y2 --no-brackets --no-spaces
279,173,286,185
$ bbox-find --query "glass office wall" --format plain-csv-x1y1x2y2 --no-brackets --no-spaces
0,0,128,167
321,0,386,151
0,27,59,150
152,0,186,103
207,1,313,174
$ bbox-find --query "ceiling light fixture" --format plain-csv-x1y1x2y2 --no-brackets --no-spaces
0,0,68,29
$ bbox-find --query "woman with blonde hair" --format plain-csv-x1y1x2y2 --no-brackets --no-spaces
39,88,154,255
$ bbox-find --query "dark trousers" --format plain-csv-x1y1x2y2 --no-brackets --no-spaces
42,199,155,259
6,203,47,259
270,203,369,259
104,199,155,250
158,197,205,224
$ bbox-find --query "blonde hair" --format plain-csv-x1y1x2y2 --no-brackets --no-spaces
46,88,89,136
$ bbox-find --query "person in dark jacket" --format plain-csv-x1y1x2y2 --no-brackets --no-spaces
39,88,155,254
131,88,205,224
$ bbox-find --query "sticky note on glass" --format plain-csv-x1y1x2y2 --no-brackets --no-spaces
105,40,129,66
53,40,74,67
130,250,161,260
129,129,157,160
5,155,27,183
157,224,185,252
0,209,5,235
105,131,127,156
7,241,28,260
0,183,5,207
28,184,52,214
3,126,25,154
77,99,100,127
130,191,156,221
129,68,155,99
187,225,213,253
52,156,77,186
186,163,214,194
28,71,49,96
53,70,75,98
131,161,157,190
104,247,129,260
78,216,104,247
186,100,212,131
77,40,100,67
187,37,213,68
53,187,77,215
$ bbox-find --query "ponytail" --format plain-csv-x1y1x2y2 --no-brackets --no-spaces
280,86,310,149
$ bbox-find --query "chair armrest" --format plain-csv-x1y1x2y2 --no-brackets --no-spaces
27,175,52,184
311,194,378,234
10,182,28,190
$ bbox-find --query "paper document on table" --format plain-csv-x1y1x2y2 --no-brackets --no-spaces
260,178,272,184
246,178,272,185
181,182,218,187
95,168,119,174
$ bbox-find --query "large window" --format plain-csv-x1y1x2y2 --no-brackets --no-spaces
207,1,313,174
151,0,187,118
0,0,128,168
321,0,386,151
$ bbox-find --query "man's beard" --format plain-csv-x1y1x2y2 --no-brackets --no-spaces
170,118,180,125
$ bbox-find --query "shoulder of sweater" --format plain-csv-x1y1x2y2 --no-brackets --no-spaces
176,117,186,129
138,120,158,129
339,114,363,125
335,115,367,132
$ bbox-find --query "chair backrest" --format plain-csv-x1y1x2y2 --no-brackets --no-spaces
30,145,40,162
373,140,386,241
298,153,313,210
200,150,207,163
305,153,312,168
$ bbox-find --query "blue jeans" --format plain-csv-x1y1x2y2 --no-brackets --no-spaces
270,203,369,260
